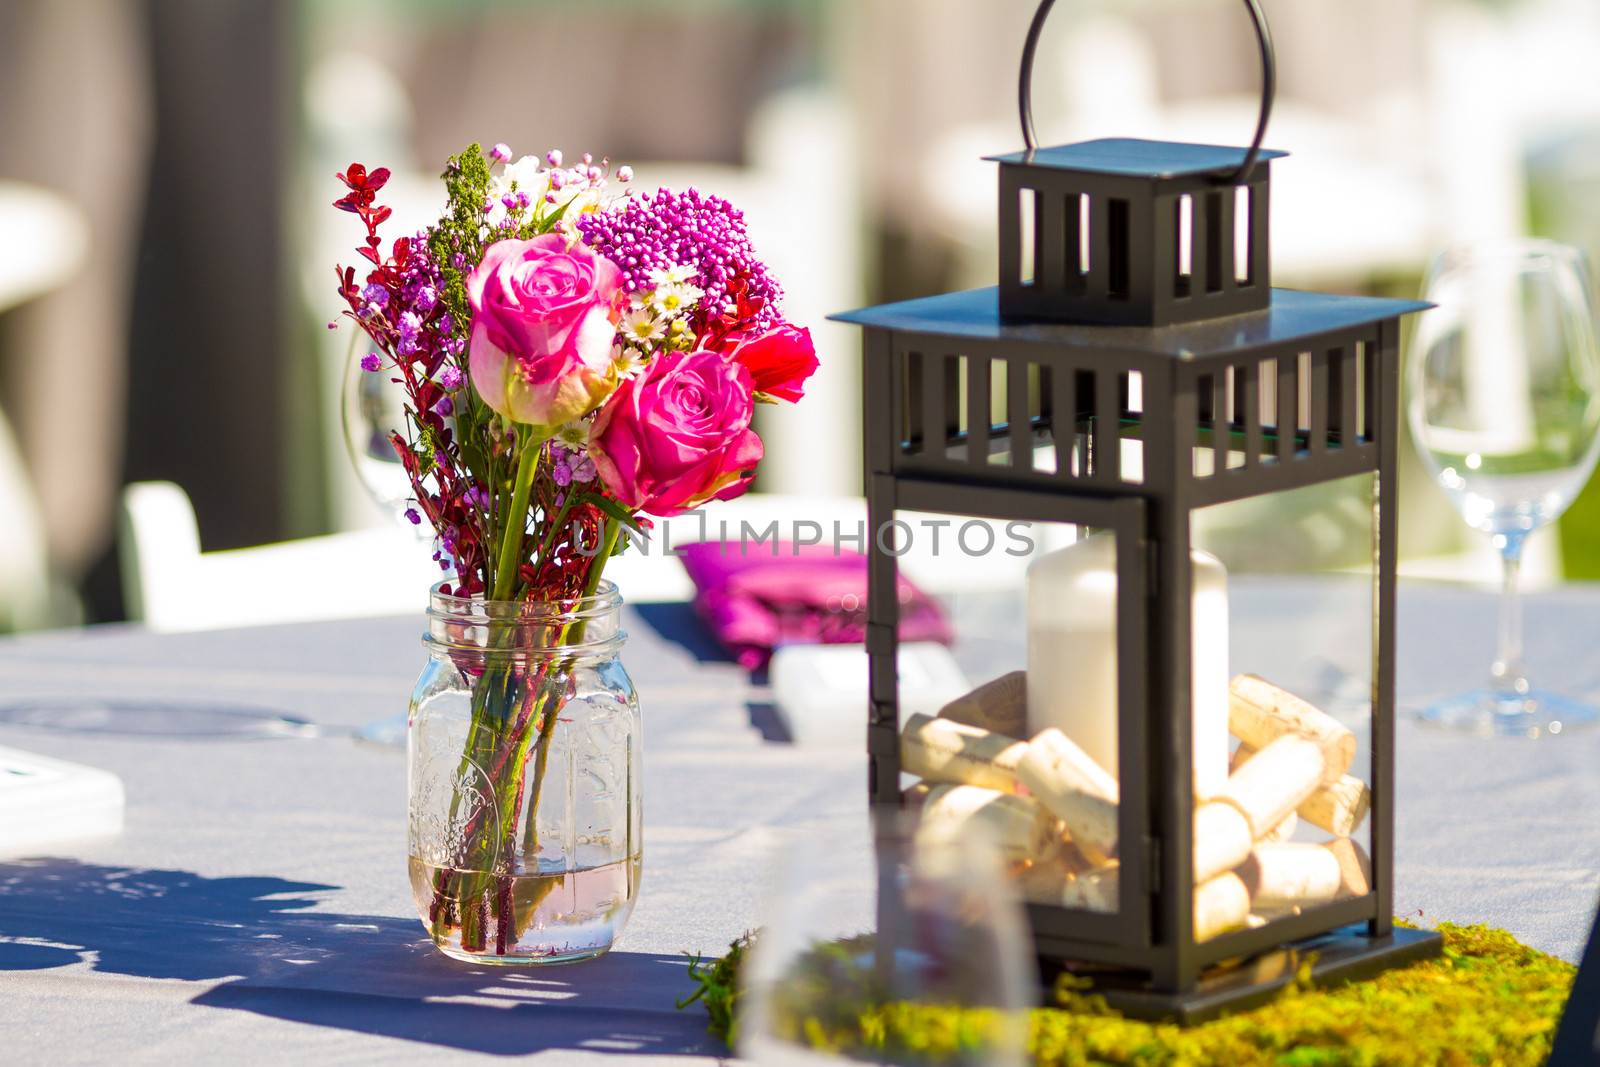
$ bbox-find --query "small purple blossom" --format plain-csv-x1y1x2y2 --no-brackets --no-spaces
361,282,389,307
433,397,454,418
433,449,449,468
465,484,490,510
576,186,783,329
415,285,438,313
404,507,422,525
360,352,382,372
490,142,512,164
617,166,634,183
397,311,423,355
439,365,464,390
547,149,563,167
551,461,573,488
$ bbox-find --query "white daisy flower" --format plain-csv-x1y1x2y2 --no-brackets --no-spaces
620,308,665,345
486,156,549,224
554,420,589,448
651,281,704,318
612,344,647,378
647,264,696,287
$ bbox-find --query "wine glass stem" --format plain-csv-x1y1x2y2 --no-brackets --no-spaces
1492,535,1528,695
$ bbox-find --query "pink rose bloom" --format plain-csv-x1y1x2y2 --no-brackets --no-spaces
725,323,818,403
467,234,622,428
589,349,764,517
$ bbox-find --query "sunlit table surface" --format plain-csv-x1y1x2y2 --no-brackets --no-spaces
1,580,1598,1065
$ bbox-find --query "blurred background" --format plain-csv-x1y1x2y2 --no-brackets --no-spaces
4,0,1600,633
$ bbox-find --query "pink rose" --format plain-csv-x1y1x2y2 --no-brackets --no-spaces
467,234,622,427
589,349,764,517
725,323,818,403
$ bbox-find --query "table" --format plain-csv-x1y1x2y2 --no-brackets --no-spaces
1,583,1598,1064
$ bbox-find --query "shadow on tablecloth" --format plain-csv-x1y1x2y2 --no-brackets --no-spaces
0,857,720,1057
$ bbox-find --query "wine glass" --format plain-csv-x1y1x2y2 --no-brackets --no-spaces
1407,238,1600,736
341,331,427,528
339,332,438,746
739,810,1034,1066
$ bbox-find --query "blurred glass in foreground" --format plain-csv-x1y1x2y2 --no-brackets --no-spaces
740,811,1033,1066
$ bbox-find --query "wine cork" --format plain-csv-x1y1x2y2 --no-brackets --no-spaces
1016,848,1094,906
1325,837,1372,898
901,714,1027,793
1300,775,1371,837
1194,800,1254,884
939,671,1027,739
1061,865,1118,913
919,784,1059,865
1056,867,1248,934
1229,674,1355,787
1017,728,1120,865
1195,872,1251,942
1261,811,1298,843
1234,743,1371,837
1239,843,1342,910
1017,857,1068,905
1219,735,1325,840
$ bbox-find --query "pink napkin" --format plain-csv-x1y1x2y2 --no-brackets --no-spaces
676,542,954,671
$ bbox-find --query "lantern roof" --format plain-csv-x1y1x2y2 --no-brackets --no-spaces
985,138,1287,180
831,286,1430,362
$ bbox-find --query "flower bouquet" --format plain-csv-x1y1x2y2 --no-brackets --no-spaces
334,143,815,963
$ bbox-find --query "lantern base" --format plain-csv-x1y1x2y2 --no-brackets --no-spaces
1047,924,1442,1024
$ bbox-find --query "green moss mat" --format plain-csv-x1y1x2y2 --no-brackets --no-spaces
680,923,1575,1065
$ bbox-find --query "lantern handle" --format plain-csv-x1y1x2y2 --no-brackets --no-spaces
1018,0,1277,185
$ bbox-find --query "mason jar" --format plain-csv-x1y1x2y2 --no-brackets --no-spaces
407,581,642,964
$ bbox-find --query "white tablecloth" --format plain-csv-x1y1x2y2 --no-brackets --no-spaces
1,582,1597,1064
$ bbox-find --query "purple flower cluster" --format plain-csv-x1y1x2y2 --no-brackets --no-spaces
354,236,465,371
548,442,596,488
576,187,782,330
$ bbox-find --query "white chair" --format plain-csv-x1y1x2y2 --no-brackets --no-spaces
0,412,57,631
119,483,1069,632
119,481,442,632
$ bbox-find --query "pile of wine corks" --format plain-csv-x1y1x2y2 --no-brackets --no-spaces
901,671,1372,942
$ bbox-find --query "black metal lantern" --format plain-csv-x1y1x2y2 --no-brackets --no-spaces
833,0,1442,1020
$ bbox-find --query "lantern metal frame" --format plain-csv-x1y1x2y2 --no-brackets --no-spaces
831,0,1442,1022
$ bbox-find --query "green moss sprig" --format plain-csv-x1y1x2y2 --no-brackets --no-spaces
682,922,1576,1065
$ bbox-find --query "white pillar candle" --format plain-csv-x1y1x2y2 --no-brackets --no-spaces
1025,531,1230,798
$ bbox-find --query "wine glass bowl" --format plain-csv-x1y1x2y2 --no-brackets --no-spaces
341,332,424,527
739,813,1034,1066
1407,239,1600,735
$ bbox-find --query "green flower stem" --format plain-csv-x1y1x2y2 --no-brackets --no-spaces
431,512,627,951
493,434,543,602
520,518,620,861
429,427,542,943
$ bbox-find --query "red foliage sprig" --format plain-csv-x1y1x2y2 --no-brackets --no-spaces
336,161,492,598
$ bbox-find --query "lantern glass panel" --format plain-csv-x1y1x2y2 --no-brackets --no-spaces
1188,471,1378,945
893,507,1135,921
